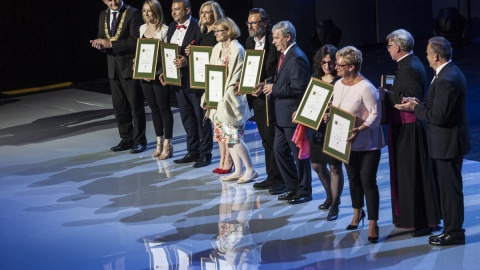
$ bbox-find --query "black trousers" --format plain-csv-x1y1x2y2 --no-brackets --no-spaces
109,77,146,145
140,80,173,139
432,156,464,233
274,125,312,196
344,150,381,220
174,87,213,155
252,97,282,183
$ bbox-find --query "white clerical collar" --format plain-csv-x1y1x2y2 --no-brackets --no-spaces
397,51,413,62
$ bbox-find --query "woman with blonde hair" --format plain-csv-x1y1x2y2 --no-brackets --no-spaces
139,0,174,160
206,17,258,183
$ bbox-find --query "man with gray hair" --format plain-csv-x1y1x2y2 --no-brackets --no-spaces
383,29,440,237
261,21,312,204
395,36,470,246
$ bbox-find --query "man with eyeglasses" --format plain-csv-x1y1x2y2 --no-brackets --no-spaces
160,0,213,168
382,29,440,238
243,8,284,195
261,21,312,204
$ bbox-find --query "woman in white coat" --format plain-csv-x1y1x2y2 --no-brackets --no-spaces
206,17,258,183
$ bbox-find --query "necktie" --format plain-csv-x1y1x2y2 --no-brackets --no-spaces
176,24,187,30
277,53,285,72
110,12,118,36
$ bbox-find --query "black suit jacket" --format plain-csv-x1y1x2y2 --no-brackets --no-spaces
272,44,310,128
414,62,470,159
166,18,203,92
97,4,142,79
386,54,427,106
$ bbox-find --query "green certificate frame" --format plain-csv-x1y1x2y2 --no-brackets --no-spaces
238,50,265,94
188,45,213,89
205,64,227,109
323,105,356,164
133,38,160,80
293,77,334,130
160,42,181,86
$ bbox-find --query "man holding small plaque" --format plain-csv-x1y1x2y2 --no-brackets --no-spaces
91,0,147,154
161,0,213,168
244,8,284,194
261,21,312,204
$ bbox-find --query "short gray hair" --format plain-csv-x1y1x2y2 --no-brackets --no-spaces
336,46,363,72
272,21,296,42
386,29,414,52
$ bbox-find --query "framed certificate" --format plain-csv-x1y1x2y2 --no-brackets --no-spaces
188,45,213,89
292,77,334,130
323,105,356,164
381,74,395,90
238,50,265,94
205,64,227,108
133,38,160,80
160,42,181,86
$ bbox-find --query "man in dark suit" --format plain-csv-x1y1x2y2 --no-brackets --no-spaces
91,0,147,154
395,36,470,246
383,29,440,236
244,8,284,195
160,0,213,168
262,21,312,204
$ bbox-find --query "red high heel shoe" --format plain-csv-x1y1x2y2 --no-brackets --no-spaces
212,168,221,173
217,164,233,174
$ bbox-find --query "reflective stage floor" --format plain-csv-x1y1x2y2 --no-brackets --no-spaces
1,88,479,270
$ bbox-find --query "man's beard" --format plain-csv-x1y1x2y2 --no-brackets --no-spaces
249,28,266,38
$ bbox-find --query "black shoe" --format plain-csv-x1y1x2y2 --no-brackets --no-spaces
269,184,287,195
278,191,296,201
130,144,147,154
368,225,380,244
253,179,274,190
318,200,332,210
429,231,465,246
429,232,445,241
193,154,212,168
111,141,133,152
173,153,199,164
288,195,312,204
411,227,433,237
346,209,366,230
327,205,339,221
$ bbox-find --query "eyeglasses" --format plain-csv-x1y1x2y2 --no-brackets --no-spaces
335,64,349,68
245,21,261,26
213,29,227,34
386,44,395,49
321,60,334,66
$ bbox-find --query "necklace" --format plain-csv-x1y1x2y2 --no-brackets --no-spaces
338,84,351,107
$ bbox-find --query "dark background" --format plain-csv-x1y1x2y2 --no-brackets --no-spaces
1,0,478,92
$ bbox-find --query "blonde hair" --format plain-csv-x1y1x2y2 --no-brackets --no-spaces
214,17,241,39
198,1,225,32
336,46,363,72
142,0,165,29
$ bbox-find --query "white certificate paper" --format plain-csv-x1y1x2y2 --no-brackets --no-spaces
137,44,155,73
164,48,178,79
242,55,261,87
300,85,329,121
192,51,210,83
208,71,224,102
328,114,350,154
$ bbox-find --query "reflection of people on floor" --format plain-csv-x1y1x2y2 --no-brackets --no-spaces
210,183,261,268
156,159,173,177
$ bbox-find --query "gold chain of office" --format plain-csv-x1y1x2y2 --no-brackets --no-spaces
104,7,128,41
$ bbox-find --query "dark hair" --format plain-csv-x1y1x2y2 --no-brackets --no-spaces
428,36,452,61
173,0,191,10
249,8,270,25
313,44,338,78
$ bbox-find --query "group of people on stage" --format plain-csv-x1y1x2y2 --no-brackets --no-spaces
91,0,470,246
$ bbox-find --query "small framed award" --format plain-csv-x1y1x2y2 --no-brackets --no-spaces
160,42,181,86
323,105,356,164
292,77,334,130
205,64,227,109
133,38,160,80
188,45,213,89
238,50,265,94
381,74,395,90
